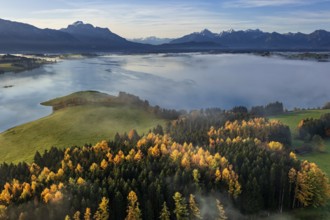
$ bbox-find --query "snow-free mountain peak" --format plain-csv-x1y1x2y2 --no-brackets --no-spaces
245,29,262,33
219,29,236,36
60,20,131,44
63,21,96,32
200,29,214,36
72,21,84,26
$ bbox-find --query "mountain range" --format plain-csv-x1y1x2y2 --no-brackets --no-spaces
0,18,330,53
170,28,330,50
0,19,148,53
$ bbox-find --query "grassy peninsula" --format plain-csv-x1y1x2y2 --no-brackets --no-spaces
0,91,167,163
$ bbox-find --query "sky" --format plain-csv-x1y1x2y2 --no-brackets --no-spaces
1,0,330,38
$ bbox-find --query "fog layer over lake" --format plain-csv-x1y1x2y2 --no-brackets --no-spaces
1,53,330,132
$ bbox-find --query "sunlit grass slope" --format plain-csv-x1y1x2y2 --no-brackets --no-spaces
270,109,330,135
0,63,21,72
0,91,165,163
270,109,330,176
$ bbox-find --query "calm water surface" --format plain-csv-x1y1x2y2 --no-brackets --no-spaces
1,53,330,132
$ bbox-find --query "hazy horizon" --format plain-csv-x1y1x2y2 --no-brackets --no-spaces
1,0,330,38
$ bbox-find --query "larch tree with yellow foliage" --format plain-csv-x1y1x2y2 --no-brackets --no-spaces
84,207,92,220
0,205,7,219
73,211,80,220
189,194,202,220
216,199,227,220
294,161,330,207
94,197,109,220
125,191,142,220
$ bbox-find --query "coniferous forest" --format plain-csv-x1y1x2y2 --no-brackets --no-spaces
0,108,330,220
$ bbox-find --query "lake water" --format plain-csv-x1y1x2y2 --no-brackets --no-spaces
1,53,330,132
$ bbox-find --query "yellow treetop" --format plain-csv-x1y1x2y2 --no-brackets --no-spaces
268,141,283,151
290,152,297,160
77,177,86,185
100,159,108,170
75,164,84,174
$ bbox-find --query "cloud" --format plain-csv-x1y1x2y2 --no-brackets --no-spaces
26,3,236,37
2,0,330,38
223,0,328,8
32,8,103,15
255,10,330,33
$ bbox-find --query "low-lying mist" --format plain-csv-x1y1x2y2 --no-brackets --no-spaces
1,53,330,131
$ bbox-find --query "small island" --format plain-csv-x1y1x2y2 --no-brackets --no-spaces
279,52,330,62
0,54,54,74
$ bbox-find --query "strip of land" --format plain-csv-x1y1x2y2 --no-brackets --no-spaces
0,54,54,74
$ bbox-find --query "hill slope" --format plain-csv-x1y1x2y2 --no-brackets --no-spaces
0,91,166,163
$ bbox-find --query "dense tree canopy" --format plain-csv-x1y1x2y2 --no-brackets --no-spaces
0,109,329,219
298,113,330,140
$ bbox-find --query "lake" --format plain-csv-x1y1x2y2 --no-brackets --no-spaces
1,53,330,132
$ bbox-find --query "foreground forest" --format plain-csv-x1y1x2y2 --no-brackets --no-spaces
0,94,330,219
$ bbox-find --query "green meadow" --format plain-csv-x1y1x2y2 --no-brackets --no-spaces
270,109,330,175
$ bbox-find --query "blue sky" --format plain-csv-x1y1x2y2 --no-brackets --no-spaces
1,0,330,38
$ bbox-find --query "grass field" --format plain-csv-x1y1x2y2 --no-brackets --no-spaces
0,100,165,163
270,109,330,136
270,109,330,175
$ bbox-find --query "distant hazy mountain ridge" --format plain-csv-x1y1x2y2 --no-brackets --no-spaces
130,36,173,45
171,28,330,49
0,18,77,52
0,18,329,52
0,19,147,52
60,21,127,44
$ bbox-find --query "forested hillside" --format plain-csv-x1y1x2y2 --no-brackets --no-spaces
0,108,329,219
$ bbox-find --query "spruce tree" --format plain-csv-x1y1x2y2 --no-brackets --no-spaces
159,202,170,220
